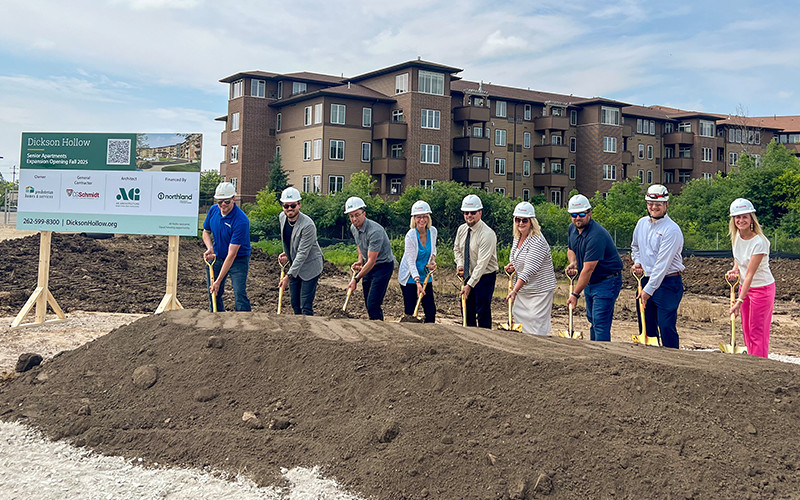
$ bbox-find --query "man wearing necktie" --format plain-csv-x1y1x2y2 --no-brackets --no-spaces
454,194,498,328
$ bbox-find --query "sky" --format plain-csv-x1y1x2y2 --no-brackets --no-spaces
1,0,798,183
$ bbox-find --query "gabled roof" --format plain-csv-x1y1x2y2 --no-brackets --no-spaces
219,70,343,85
622,105,675,121
219,70,281,84
747,115,800,132
348,59,462,83
270,83,396,107
450,80,588,106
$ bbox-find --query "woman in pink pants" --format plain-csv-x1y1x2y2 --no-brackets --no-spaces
725,198,776,358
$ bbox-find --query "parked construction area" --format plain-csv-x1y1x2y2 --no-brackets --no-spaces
2,232,800,499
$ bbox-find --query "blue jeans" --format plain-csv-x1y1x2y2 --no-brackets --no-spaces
289,274,320,316
584,272,621,341
638,275,683,349
362,262,394,320
465,272,497,329
207,255,251,312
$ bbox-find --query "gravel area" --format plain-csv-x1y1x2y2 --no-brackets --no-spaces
0,421,363,500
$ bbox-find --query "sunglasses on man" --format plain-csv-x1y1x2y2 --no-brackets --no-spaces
570,212,589,218
282,203,298,209
216,198,233,206
464,211,478,216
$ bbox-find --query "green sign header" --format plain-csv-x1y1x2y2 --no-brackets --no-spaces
21,132,138,171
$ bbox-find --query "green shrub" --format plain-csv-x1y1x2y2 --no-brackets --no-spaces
322,242,358,267
252,239,284,255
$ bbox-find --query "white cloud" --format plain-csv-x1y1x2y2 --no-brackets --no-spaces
111,0,202,9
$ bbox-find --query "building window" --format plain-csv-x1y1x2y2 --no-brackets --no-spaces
361,142,371,162
275,145,281,156
470,125,482,138
250,79,265,98
230,177,238,191
735,129,742,143
302,176,311,193
362,108,372,128
753,154,762,166
303,141,311,161
231,112,240,131
702,147,712,162
638,169,644,184
603,137,617,153
638,144,645,159
312,175,320,193
421,109,441,129
637,119,643,134
420,144,440,164
664,171,674,184
665,122,674,134
277,81,283,99
494,158,506,175
679,171,692,183
650,121,656,135
473,156,483,168
418,70,444,95
524,132,531,149
647,145,654,160
420,179,435,189
702,172,713,180
396,73,409,94
304,106,312,126
551,162,562,174
391,144,403,158
523,189,530,201
570,136,576,153
292,82,307,95
665,146,674,158
603,164,616,180
643,120,650,134
523,160,531,176
230,145,239,163
552,107,563,117
313,139,322,160
569,163,576,179
601,106,620,126
331,104,346,125
329,175,344,193
729,152,738,165
755,131,761,144
496,101,507,118
647,170,653,184
314,103,322,124
551,135,563,146
718,148,725,162
495,129,507,147
679,146,691,158
679,122,692,133
699,120,715,137
524,104,532,121
390,178,402,194
230,80,243,99
570,110,578,126
276,113,282,132
551,191,562,206
329,139,345,160
392,109,404,122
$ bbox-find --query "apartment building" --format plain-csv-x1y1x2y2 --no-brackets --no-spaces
218,59,797,205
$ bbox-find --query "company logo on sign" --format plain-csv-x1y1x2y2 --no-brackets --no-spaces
25,186,34,194
117,187,141,201
66,189,100,199
157,191,193,204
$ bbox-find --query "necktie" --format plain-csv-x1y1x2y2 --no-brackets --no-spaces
463,228,472,283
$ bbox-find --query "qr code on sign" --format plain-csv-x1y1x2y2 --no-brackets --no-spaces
107,138,131,166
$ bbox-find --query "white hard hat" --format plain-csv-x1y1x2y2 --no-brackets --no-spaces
645,184,669,202
730,198,756,217
461,194,483,211
513,202,536,218
344,196,366,214
411,200,432,216
214,182,236,199
567,194,591,213
280,187,301,203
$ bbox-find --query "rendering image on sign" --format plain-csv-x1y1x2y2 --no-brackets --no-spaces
18,132,202,237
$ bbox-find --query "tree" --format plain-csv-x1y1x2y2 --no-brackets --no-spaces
267,153,288,196
199,170,222,207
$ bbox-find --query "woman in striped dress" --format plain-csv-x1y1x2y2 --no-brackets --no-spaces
505,202,557,335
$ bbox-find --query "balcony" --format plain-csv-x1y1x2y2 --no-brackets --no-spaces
663,132,694,145
453,105,490,123
662,157,694,170
533,144,570,159
533,173,569,188
220,131,228,147
534,116,570,131
453,136,490,153
373,121,407,141
621,151,633,164
372,157,406,175
452,167,489,184
622,125,633,138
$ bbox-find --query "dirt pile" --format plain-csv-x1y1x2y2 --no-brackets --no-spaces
2,309,800,499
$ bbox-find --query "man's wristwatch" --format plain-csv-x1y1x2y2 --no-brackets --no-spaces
571,292,580,299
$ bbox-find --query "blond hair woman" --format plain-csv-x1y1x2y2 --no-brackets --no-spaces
397,200,437,322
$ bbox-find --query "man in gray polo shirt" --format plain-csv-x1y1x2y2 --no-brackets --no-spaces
344,196,396,320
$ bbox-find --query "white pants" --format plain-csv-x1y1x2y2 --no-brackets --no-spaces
512,289,555,335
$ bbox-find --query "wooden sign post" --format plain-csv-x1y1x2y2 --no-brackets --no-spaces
155,235,183,314
11,231,66,328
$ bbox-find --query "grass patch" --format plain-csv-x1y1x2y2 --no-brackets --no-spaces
252,239,284,255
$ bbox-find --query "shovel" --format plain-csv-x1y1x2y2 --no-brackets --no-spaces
277,260,287,314
499,270,523,331
720,274,747,354
342,264,357,312
558,270,583,339
204,254,217,313
412,270,434,319
631,269,660,346
458,274,467,327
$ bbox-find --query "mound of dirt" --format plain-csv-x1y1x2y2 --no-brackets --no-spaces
2,309,800,499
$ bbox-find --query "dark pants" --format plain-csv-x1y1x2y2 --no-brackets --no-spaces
401,282,436,323
465,272,496,329
289,274,320,316
362,262,393,320
637,275,683,349
584,272,621,341
207,255,251,312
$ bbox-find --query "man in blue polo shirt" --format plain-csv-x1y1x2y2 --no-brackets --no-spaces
565,194,623,341
202,181,251,312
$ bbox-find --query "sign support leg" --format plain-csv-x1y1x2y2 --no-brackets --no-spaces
155,235,183,314
11,231,66,328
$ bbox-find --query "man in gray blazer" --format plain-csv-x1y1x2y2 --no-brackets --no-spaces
278,187,324,315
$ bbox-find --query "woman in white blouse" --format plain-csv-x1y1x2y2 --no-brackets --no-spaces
397,200,437,322
725,198,775,358
504,202,557,335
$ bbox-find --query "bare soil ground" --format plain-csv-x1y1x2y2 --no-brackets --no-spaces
2,231,800,499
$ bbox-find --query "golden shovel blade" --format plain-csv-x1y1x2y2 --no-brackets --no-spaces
557,330,583,339
720,343,747,354
499,322,523,332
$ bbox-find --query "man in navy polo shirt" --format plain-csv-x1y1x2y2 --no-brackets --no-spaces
565,194,623,341
202,181,251,312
